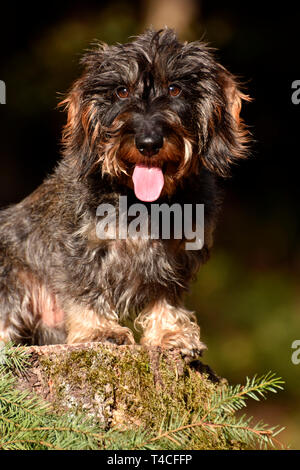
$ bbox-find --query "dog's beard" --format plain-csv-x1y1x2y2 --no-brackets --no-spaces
98,117,196,202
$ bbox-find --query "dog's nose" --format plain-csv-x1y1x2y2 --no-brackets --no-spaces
135,134,163,157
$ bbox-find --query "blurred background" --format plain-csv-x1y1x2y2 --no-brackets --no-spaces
0,0,299,449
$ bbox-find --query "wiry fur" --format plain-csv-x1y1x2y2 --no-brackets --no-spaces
0,29,249,356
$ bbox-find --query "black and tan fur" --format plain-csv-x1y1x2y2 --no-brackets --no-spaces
0,29,250,357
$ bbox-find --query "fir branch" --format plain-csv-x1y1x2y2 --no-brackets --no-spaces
0,341,30,372
134,373,286,450
134,414,285,450
202,371,284,420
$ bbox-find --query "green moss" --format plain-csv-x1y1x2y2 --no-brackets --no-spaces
37,344,240,450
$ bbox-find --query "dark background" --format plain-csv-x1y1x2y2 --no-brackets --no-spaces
0,0,299,448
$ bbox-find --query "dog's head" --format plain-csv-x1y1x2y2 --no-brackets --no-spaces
60,28,250,201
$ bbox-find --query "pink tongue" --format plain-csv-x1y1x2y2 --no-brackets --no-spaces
132,165,164,202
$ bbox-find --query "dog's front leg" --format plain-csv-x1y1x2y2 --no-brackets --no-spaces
136,299,206,359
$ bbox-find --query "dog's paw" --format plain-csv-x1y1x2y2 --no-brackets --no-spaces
95,326,135,346
180,342,207,363
103,329,135,346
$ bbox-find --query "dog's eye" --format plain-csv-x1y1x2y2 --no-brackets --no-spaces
168,84,182,97
116,86,129,99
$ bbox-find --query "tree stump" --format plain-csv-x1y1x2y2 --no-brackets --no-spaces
15,342,223,432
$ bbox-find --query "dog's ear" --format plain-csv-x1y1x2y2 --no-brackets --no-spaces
223,71,251,126
58,79,83,151
201,69,251,176
58,45,109,178
58,79,84,153
58,77,101,178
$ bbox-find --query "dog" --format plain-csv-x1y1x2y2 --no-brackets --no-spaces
0,28,249,358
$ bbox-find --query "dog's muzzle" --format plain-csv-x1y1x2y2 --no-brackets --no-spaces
132,121,165,202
